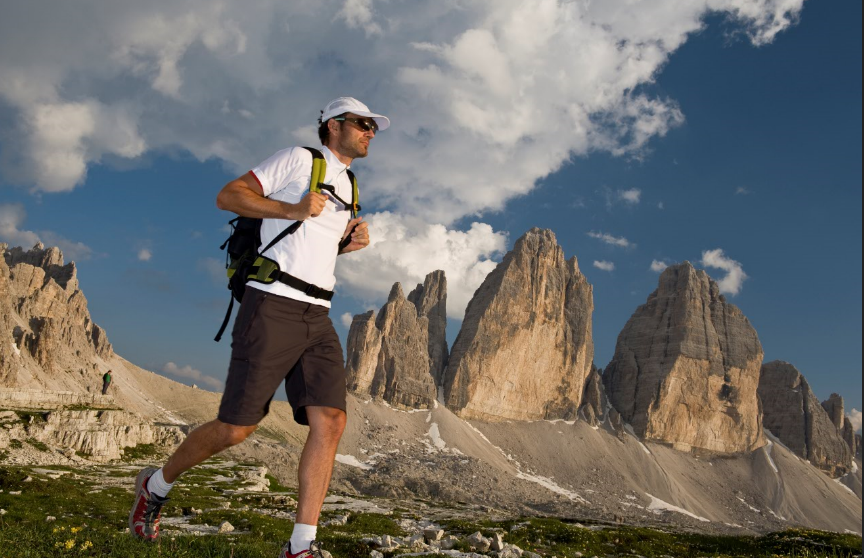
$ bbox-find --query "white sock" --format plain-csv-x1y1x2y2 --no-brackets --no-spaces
289,523,317,553
146,468,174,498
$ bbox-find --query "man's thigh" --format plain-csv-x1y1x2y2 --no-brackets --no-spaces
218,289,310,426
285,310,347,426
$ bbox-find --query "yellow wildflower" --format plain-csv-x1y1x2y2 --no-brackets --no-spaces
64,540,75,550
70,527,81,534
81,541,93,550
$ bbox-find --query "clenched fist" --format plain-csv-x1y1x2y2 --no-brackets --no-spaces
294,191,329,220
339,217,370,254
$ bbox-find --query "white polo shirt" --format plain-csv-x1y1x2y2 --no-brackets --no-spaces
248,146,353,307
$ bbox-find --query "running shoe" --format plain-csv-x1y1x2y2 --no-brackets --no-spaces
128,467,170,541
279,540,329,558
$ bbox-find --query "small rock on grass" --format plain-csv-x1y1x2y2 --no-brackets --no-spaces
467,532,491,552
218,521,235,534
46,516,56,522
370,552,384,558
440,535,459,550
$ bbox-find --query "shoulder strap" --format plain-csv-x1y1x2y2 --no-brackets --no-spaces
302,147,326,194
259,147,326,256
346,169,359,219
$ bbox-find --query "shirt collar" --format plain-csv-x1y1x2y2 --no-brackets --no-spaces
322,145,349,172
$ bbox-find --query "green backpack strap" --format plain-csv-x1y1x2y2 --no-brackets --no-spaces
302,147,327,194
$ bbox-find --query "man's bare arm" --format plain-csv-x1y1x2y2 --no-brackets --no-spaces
216,172,326,220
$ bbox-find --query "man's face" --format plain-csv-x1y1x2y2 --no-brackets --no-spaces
333,113,377,159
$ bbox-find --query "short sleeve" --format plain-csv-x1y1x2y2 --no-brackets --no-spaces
250,147,308,197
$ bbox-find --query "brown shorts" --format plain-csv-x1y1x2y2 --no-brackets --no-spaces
217,287,346,426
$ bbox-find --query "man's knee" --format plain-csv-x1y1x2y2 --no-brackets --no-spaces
308,407,346,440
217,421,258,447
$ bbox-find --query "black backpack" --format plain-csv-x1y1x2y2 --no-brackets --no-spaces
214,146,360,341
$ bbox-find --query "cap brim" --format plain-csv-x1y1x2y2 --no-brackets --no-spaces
350,110,390,131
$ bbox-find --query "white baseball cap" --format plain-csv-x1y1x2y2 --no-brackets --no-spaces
321,97,390,131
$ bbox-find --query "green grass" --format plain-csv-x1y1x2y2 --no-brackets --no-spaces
0,465,860,558
120,444,163,463
440,517,863,558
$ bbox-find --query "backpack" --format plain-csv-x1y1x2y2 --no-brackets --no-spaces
214,146,360,341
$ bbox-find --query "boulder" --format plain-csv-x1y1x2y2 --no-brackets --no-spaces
603,262,764,453
466,532,491,552
443,229,594,421
759,361,853,477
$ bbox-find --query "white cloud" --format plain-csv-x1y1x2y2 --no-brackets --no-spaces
0,203,93,261
651,260,669,273
0,0,802,213
658,202,665,210
701,249,748,296
848,409,862,434
337,0,383,37
341,312,354,328
619,188,642,204
336,212,507,319
736,186,751,195
0,0,803,305
593,260,616,272
137,248,153,262
161,362,222,391
587,231,634,249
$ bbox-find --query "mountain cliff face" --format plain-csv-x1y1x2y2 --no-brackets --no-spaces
442,229,594,422
759,361,853,477
407,271,449,385
1,243,113,388
821,394,845,431
603,262,764,453
345,272,446,409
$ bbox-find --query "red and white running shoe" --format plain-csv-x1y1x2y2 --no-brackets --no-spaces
128,467,170,541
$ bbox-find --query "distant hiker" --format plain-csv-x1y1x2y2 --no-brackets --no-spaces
101,370,112,395
128,97,386,558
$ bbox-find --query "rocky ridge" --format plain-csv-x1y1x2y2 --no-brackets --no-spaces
1,243,112,389
603,262,765,454
345,271,447,409
759,361,853,477
442,229,594,422
1,240,861,536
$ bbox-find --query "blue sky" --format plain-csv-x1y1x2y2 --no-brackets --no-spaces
1,0,861,416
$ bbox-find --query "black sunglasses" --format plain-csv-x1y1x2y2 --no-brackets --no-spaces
334,117,379,134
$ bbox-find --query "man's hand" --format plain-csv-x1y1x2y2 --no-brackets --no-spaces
294,192,329,220
339,217,370,254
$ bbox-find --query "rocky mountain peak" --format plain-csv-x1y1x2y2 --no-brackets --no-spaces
406,270,448,385
821,394,845,430
1,243,112,387
346,271,446,410
442,228,594,422
759,361,853,477
4,242,76,290
603,262,764,453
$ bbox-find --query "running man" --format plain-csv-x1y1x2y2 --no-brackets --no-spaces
128,97,387,558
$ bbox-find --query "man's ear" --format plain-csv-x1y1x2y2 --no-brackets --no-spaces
328,119,341,137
